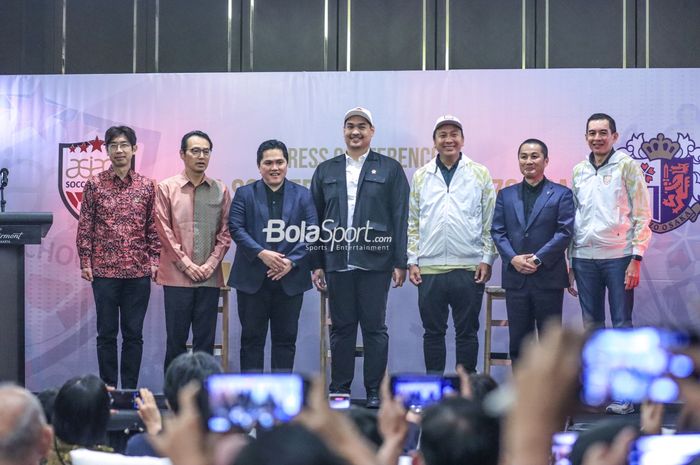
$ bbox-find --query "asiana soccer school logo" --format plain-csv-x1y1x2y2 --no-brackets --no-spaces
58,137,109,219
624,132,700,234
57,137,134,220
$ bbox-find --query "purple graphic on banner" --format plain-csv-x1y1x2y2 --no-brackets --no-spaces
625,132,700,234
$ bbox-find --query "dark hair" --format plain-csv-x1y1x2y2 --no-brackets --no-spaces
52,375,110,447
164,351,221,413
420,397,500,465
256,139,289,166
468,373,498,404
180,130,213,152
586,113,617,134
345,407,381,448
36,388,58,425
518,138,549,159
569,419,638,465
234,424,348,465
104,126,137,146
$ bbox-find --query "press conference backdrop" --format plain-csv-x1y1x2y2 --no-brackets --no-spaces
2,69,699,393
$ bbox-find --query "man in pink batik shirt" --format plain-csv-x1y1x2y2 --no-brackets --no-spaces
155,130,231,373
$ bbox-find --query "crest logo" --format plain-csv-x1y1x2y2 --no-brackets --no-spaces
624,132,700,233
58,137,111,219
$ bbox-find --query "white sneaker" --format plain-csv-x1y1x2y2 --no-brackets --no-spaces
605,401,635,414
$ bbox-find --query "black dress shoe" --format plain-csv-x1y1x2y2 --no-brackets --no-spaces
366,390,380,409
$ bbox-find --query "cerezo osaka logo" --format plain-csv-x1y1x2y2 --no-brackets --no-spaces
624,132,700,234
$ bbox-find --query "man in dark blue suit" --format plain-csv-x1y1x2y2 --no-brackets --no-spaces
490,139,575,363
229,139,318,372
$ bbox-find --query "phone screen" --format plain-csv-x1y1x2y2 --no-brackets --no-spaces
629,434,700,465
580,327,694,406
109,389,139,410
390,374,460,411
551,431,579,465
329,393,351,409
203,373,304,432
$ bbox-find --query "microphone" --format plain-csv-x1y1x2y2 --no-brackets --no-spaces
0,168,7,188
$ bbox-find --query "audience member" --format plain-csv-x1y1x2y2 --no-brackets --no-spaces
36,388,58,425
45,374,113,465
0,384,53,465
125,351,222,457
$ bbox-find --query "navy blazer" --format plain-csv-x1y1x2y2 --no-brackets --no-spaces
310,150,409,272
228,179,318,295
490,179,574,289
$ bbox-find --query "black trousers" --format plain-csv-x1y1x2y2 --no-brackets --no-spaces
418,270,483,374
326,270,391,393
163,286,220,373
505,282,564,363
92,277,151,388
236,279,303,372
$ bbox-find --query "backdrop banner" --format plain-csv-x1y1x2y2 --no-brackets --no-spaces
2,69,699,392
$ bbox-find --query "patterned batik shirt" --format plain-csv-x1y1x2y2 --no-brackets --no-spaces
76,167,161,278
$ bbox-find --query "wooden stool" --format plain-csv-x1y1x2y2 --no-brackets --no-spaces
483,286,511,374
186,261,231,370
319,290,363,390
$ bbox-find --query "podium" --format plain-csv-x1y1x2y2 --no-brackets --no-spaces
0,213,53,384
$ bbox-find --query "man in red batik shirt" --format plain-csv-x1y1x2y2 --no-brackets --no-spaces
76,126,160,389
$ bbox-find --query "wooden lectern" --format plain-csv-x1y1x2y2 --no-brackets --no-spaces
0,213,53,384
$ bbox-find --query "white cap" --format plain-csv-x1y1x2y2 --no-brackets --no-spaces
344,107,374,126
433,114,463,133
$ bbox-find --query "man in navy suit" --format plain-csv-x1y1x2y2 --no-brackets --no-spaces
310,107,409,407
229,139,318,372
490,139,574,363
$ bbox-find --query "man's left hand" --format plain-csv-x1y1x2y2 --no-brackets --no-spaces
267,258,293,281
150,265,159,282
474,263,492,284
624,258,641,290
392,268,406,288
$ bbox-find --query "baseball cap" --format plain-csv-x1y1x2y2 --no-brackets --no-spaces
344,107,374,126
433,115,463,133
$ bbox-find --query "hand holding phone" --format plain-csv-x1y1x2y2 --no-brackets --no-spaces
390,374,460,412
109,389,140,410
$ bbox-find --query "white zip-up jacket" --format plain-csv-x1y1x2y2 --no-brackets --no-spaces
570,150,652,261
407,155,497,267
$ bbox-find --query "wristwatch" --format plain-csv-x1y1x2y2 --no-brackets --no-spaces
532,256,542,266
631,255,643,262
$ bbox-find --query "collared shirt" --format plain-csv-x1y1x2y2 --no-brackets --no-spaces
522,177,545,223
344,151,369,271
588,148,615,171
155,172,232,288
264,180,284,221
76,167,160,279
435,153,462,188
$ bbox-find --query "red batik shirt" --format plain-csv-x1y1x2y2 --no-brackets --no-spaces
76,167,161,278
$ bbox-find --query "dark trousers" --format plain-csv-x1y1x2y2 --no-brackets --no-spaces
163,286,220,373
505,282,564,363
237,279,303,372
326,270,391,393
92,277,151,388
418,270,483,374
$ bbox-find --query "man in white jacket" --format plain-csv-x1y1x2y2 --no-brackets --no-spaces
568,113,652,415
407,115,497,374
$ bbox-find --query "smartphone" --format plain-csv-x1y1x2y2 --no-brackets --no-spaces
629,434,700,465
109,389,140,410
390,374,460,411
551,431,579,465
580,327,694,406
201,373,305,432
329,393,351,409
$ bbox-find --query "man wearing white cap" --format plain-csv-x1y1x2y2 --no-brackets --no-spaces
310,107,409,407
407,115,497,374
